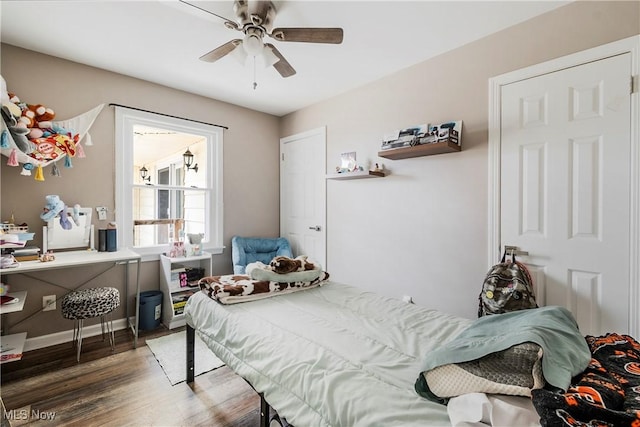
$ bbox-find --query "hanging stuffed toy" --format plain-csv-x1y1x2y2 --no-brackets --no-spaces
1,105,34,154
30,131,78,164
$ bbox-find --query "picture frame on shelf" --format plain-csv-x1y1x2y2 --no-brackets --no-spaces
340,152,357,170
380,124,429,151
421,120,463,146
336,151,366,173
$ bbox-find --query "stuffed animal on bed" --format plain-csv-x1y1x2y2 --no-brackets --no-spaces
269,255,316,274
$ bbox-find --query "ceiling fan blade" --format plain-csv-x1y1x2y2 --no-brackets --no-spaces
250,1,270,25
269,27,343,44
179,0,239,30
265,43,296,78
233,0,249,25
199,39,242,63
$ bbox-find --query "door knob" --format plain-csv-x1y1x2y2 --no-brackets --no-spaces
308,226,321,231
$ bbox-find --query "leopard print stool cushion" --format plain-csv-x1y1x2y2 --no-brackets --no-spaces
61,287,120,320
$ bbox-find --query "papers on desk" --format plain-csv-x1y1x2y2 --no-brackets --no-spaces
1,295,18,305
0,234,27,248
0,332,27,363
0,255,19,269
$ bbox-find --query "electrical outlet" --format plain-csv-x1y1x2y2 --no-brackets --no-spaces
43,295,56,311
96,206,107,221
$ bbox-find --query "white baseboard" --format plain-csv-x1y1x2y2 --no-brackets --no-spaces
23,318,130,352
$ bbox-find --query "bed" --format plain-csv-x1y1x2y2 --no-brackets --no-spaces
185,279,475,426
184,276,640,426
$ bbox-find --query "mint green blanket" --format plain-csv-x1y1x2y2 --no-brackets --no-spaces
417,306,590,392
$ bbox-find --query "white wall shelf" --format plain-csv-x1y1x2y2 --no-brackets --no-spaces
326,170,386,180
378,140,461,160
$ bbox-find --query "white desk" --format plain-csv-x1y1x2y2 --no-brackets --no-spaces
0,249,142,348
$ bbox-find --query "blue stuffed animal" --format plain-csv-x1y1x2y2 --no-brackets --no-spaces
40,195,81,230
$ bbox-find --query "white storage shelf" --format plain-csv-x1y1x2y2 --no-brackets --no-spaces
1,332,27,364
159,252,212,329
1,291,27,314
1,291,28,363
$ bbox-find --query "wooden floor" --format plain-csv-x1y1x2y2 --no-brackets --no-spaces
0,326,260,426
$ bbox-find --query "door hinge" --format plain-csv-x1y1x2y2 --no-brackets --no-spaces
632,75,638,94
281,153,284,161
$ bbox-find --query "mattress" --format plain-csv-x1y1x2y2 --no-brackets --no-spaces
184,281,472,427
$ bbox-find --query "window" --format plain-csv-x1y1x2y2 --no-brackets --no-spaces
115,107,223,259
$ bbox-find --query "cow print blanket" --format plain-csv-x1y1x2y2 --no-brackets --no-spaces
198,271,330,305
532,333,640,426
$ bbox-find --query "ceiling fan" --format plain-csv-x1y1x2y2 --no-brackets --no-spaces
181,0,343,78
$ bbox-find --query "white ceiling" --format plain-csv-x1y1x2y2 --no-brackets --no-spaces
1,1,569,117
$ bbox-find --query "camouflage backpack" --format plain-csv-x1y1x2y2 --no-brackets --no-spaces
478,251,538,317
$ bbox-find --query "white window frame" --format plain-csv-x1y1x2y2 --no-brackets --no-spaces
115,107,224,261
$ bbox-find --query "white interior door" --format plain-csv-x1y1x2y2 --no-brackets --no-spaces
280,127,327,268
500,53,632,336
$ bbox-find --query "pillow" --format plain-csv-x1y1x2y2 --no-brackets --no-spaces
416,342,545,404
246,261,322,283
416,306,590,395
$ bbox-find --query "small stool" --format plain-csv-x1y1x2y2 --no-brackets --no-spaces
61,287,120,362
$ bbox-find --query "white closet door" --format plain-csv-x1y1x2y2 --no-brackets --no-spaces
500,53,632,335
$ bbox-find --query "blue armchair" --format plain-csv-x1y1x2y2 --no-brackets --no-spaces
231,236,293,274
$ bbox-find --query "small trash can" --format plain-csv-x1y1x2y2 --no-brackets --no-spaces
138,290,163,330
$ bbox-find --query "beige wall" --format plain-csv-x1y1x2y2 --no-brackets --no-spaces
280,1,640,319
0,44,280,338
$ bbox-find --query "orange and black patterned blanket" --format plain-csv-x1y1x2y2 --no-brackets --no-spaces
532,333,640,426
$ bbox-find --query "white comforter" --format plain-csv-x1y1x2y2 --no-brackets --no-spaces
185,281,472,426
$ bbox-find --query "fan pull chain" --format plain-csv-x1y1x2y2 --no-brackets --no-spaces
253,56,258,90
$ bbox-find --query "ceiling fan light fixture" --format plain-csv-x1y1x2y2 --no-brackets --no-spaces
243,33,264,57
262,45,280,68
232,42,248,64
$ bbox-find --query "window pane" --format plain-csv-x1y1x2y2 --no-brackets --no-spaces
158,167,169,186
158,189,169,219
133,186,207,247
183,189,206,237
